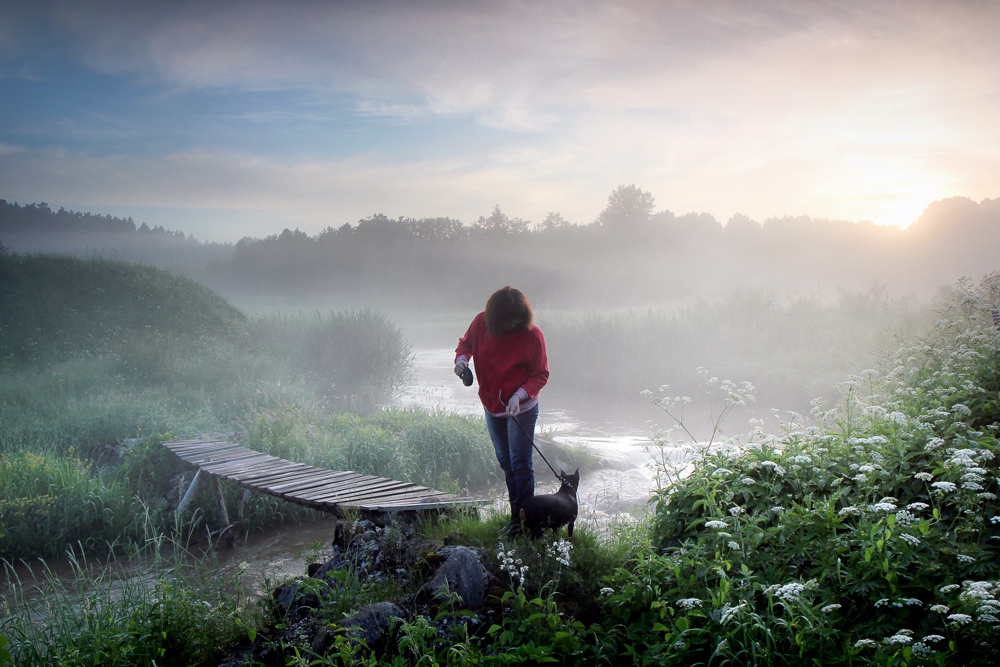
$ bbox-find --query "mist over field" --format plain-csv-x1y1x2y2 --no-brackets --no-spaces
2,191,994,421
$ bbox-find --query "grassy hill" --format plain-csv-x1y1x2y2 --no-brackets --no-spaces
0,251,244,369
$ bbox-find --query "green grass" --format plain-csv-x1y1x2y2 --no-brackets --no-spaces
1,536,266,667
600,272,1000,665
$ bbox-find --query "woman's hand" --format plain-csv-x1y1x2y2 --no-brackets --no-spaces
505,393,521,417
454,360,469,377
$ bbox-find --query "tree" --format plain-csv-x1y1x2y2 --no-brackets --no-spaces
597,184,656,228
473,205,529,235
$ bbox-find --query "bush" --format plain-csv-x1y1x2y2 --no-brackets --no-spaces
0,449,140,560
603,273,1000,665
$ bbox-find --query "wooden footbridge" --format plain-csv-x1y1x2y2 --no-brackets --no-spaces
164,435,484,543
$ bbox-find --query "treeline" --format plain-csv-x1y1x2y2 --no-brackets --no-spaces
0,200,187,236
219,191,1000,307
2,189,998,308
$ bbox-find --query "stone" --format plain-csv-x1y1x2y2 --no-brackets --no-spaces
428,546,488,610
311,602,406,654
272,580,321,621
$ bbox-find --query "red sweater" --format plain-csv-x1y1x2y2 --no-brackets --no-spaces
455,311,549,415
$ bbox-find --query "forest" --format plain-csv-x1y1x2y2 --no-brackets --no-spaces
2,189,999,309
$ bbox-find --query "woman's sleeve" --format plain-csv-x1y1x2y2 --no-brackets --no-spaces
520,329,549,398
455,314,479,362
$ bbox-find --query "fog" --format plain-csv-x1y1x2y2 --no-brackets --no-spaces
4,190,994,424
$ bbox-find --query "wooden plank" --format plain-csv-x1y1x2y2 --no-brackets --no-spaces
189,447,268,464
168,443,244,458
293,476,404,502
223,460,312,482
266,470,358,494
335,486,450,505
230,465,319,486
199,455,279,475
231,468,320,489
257,471,353,493
331,483,438,503
166,439,237,451
306,480,420,504
288,473,387,500
191,448,263,465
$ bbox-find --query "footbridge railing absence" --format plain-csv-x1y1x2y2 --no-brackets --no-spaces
163,435,485,542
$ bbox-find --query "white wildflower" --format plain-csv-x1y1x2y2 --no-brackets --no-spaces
770,506,785,514
859,465,875,473
948,613,973,625
853,474,868,483
925,438,945,451
923,634,945,643
978,492,997,500
898,533,921,546
932,481,957,492
741,477,755,485
838,506,862,517
911,642,932,657
712,468,734,477
676,598,703,610
854,639,878,648
821,604,841,613
705,520,729,529
956,554,976,563
599,587,614,596
940,584,961,593
868,502,896,513
914,472,934,482
907,502,930,511
719,602,747,624
884,633,912,645
930,605,950,613
729,506,745,516
728,541,740,550
979,614,1000,624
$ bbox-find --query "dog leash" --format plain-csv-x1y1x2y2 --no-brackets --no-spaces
507,407,568,485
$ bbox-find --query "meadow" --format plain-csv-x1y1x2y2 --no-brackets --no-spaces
2,249,999,665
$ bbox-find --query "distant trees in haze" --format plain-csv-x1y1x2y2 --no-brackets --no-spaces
1,191,998,310
597,184,656,228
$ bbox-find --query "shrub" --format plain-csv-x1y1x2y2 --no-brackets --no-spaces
603,273,1000,665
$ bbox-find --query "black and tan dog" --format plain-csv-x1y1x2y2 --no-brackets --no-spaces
519,469,580,539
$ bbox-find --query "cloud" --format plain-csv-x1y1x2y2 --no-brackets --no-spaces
3,1,998,235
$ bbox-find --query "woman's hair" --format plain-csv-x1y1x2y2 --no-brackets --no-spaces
485,286,533,336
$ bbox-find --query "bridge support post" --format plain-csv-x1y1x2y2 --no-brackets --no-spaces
211,474,235,548
176,469,202,518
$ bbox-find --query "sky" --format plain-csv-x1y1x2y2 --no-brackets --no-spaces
0,0,997,242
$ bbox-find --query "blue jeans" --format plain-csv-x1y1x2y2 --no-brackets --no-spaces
484,405,538,508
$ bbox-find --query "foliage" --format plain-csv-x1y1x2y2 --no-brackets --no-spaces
1,538,266,667
601,272,1000,665
0,449,141,560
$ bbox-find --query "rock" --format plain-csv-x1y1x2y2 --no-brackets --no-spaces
428,546,488,610
273,580,321,621
312,602,406,654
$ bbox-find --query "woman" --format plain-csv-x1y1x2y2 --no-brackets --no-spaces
455,286,549,536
